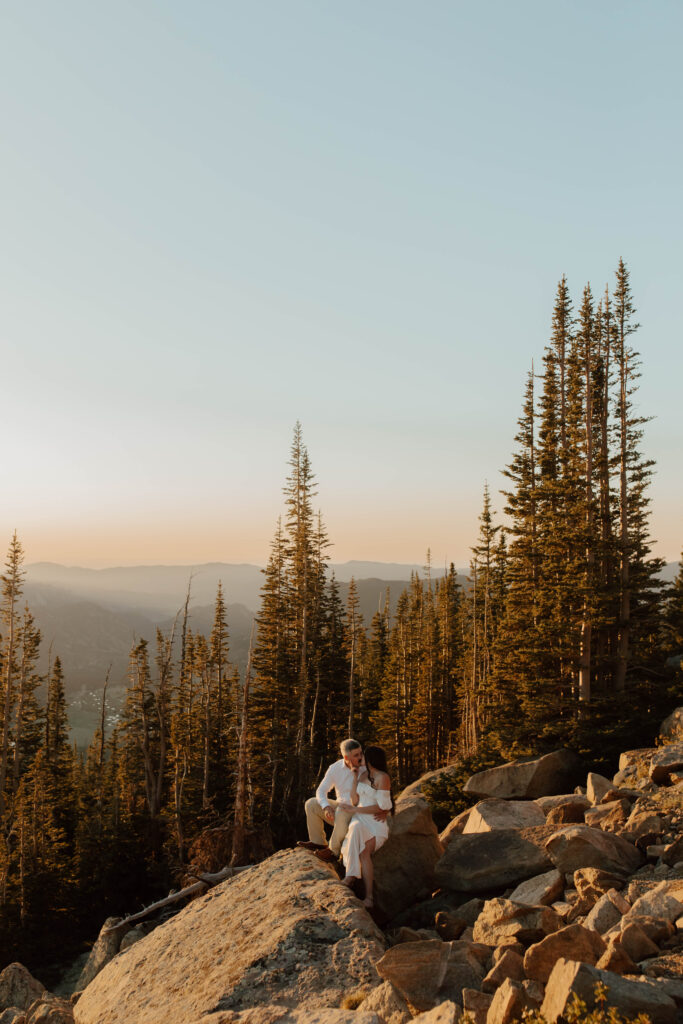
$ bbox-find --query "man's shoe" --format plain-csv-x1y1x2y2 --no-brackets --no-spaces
296,841,326,851
314,847,338,863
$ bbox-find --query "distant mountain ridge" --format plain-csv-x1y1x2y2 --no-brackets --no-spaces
23,559,678,747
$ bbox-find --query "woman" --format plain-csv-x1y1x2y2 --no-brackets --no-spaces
338,745,393,908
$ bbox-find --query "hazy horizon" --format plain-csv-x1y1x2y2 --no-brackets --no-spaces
2,2,681,570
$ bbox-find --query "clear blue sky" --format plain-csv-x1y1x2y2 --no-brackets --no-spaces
1,1,681,567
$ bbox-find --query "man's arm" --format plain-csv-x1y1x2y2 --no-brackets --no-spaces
315,763,338,809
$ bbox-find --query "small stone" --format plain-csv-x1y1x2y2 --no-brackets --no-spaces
586,773,613,805
461,989,492,1024
508,869,563,907
481,950,525,994
485,979,530,1024
618,920,661,961
583,889,630,934
596,941,640,975
492,941,525,963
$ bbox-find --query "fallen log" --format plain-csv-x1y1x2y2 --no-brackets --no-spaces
101,864,250,934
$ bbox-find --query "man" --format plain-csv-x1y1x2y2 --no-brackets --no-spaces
298,738,377,863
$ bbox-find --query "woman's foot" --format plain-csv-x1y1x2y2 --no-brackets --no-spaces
342,875,358,888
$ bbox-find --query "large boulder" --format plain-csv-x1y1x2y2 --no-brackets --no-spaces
462,750,582,801
0,964,45,1012
435,827,554,892
463,799,545,833
545,825,643,876
74,851,385,1024
373,796,444,919
540,958,677,1024
375,941,486,1013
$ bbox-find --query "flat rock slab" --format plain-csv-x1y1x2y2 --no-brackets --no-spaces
463,750,582,801
545,825,643,876
463,799,545,833
435,826,555,892
74,850,385,1024
508,869,563,907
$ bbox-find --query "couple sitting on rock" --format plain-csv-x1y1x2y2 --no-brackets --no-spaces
297,739,393,908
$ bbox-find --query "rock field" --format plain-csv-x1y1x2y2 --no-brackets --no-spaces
1,715,682,1024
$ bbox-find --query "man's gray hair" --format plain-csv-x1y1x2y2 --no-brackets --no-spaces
340,738,362,756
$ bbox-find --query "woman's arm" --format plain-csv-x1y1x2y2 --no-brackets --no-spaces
349,768,360,806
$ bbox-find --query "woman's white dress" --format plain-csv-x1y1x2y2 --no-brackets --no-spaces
341,781,392,878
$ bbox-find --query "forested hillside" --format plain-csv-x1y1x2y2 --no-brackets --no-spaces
0,261,680,977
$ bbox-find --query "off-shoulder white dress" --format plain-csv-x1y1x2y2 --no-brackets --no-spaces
341,781,392,878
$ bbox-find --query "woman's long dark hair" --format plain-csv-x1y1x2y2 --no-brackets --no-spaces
364,745,394,814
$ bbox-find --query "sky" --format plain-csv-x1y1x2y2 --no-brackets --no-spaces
1,0,681,569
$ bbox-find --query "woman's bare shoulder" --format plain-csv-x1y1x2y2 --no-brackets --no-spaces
373,770,391,789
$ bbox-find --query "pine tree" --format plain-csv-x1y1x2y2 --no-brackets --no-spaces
0,533,25,815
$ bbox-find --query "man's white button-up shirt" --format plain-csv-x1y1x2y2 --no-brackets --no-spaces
315,758,355,810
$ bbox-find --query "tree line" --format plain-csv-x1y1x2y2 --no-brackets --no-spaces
0,260,680,974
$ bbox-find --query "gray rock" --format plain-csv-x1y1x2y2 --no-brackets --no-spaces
24,994,74,1023
461,989,492,1024
523,924,606,983
540,957,677,1023
472,898,562,946
586,773,613,806
410,1003,459,1024
463,750,582,801
650,744,683,785
439,807,472,846
0,965,45,1012
623,878,683,924
463,799,545,833
0,1009,26,1024
583,889,630,934
357,981,412,1024
76,918,130,992
545,825,643,876
535,794,590,813
508,869,563,906
435,827,553,892
485,979,532,1024
375,940,485,1013
74,850,386,1024
374,796,444,919
659,707,683,741
481,949,525,993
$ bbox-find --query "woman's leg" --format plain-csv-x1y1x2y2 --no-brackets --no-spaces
359,837,376,907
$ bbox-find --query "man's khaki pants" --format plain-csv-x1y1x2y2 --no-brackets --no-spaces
305,797,353,856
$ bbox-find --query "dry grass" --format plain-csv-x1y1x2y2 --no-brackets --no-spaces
340,987,372,1010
